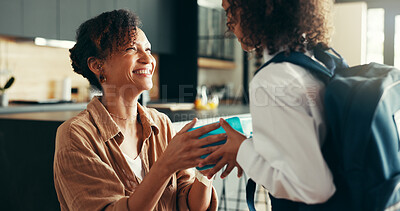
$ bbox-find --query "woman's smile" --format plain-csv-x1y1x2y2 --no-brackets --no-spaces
132,68,152,77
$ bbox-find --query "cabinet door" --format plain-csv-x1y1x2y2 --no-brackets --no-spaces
88,0,115,18
138,0,175,54
115,0,140,13
59,0,89,41
0,0,23,37
155,0,175,54
23,0,58,39
60,0,89,41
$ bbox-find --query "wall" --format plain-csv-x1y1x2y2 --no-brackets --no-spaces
0,37,88,101
331,2,367,66
0,37,160,102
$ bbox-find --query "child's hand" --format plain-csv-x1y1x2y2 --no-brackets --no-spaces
199,118,246,179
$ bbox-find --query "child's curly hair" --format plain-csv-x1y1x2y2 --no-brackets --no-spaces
225,0,334,55
69,9,141,91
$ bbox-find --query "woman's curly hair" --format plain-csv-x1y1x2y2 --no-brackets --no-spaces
69,9,141,91
225,0,333,55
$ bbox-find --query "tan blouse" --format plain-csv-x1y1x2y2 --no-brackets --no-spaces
53,97,217,211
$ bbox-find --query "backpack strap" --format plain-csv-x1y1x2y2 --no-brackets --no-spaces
254,44,348,83
246,179,257,211
247,45,348,211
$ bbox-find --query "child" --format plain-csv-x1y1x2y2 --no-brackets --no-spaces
200,0,336,208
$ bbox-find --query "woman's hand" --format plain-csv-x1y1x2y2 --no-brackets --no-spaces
158,118,227,175
127,118,224,211
199,118,246,179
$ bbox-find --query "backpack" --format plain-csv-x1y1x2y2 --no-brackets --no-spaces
246,44,400,211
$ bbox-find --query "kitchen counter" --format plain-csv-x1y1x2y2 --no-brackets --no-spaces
0,102,88,114
155,104,250,122
0,104,250,122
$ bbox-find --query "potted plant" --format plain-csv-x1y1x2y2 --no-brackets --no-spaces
0,76,15,107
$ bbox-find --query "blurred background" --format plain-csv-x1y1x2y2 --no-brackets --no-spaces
0,0,400,210
0,0,398,107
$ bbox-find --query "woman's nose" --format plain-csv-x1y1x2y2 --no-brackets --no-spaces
138,51,153,64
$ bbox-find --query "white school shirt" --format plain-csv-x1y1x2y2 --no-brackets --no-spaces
236,50,336,204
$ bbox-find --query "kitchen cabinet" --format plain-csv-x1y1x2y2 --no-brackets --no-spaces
88,0,115,18
159,0,197,102
60,0,175,54
0,118,63,211
115,0,140,13
198,5,236,69
0,0,23,37
59,0,90,41
115,0,175,54
23,0,58,39
138,0,175,54
198,6,234,61
0,0,58,39
0,0,176,54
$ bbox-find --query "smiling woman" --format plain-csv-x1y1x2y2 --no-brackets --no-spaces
89,28,156,101
53,9,222,211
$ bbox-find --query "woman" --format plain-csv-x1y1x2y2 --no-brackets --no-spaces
200,0,336,208
53,9,223,211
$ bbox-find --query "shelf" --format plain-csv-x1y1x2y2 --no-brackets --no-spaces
198,57,236,70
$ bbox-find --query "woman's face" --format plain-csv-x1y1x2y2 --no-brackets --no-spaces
102,28,156,95
222,0,254,52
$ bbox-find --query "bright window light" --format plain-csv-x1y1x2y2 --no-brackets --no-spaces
34,37,75,49
395,15,400,68
366,8,384,64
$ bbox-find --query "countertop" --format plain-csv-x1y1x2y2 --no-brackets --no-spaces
0,104,250,123
0,102,88,114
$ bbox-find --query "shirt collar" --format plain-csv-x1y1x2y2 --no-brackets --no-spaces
87,97,160,144
137,102,160,138
263,47,313,63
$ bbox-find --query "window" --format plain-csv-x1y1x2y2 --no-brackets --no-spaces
366,8,385,64
198,5,234,61
395,15,400,68
197,0,236,69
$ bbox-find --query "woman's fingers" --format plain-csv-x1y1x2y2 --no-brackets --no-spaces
188,122,220,138
196,133,227,147
221,163,235,179
177,118,198,135
196,145,222,157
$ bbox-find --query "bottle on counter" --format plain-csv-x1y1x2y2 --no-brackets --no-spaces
71,87,79,102
61,77,71,102
194,85,218,110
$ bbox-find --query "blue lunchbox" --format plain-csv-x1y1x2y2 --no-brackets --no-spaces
188,117,244,170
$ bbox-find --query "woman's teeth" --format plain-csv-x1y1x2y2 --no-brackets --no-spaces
134,69,151,75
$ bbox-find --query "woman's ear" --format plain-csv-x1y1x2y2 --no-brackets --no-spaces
87,57,102,76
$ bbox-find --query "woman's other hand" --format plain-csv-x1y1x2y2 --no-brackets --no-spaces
199,118,246,179
159,118,227,175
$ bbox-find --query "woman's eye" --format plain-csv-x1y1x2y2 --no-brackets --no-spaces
146,48,152,53
126,47,137,52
